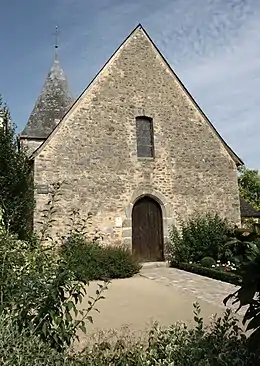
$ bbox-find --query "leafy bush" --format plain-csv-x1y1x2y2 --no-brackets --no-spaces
60,233,141,281
221,227,260,267
0,230,108,351
224,239,260,352
0,312,72,365
238,166,260,210
168,213,232,263
171,262,242,285
0,98,34,240
201,256,216,268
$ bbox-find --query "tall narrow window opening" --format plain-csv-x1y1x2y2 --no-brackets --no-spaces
136,116,154,158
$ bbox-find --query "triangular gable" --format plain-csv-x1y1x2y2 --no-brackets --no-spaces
31,24,243,165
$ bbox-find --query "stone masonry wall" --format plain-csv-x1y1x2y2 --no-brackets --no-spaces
33,27,241,248
20,138,45,157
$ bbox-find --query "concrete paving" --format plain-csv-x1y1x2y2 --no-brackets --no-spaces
77,266,243,347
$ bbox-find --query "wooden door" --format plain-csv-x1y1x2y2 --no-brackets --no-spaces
132,196,164,261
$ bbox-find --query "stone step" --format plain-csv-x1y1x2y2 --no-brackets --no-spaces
141,261,169,269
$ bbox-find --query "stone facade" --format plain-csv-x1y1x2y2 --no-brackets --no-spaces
20,138,45,156
30,25,242,250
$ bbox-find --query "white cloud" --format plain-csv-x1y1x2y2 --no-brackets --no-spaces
176,14,260,168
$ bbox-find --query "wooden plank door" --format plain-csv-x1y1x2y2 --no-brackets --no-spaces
132,196,164,261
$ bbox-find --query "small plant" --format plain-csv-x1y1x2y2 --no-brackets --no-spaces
0,312,73,365
200,256,216,268
213,260,237,272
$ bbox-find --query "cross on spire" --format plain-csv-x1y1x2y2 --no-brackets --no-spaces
53,25,60,61
55,25,59,49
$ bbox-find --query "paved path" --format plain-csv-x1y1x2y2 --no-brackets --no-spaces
139,266,239,309
78,266,243,347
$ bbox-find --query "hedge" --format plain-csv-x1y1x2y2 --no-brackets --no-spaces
60,235,141,281
170,261,242,285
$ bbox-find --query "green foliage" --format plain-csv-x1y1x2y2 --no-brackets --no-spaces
60,233,141,281
0,301,258,364
0,97,34,239
224,240,260,352
0,229,108,352
0,176,109,354
78,303,257,365
238,166,260,210
0,312,73,365
168,213,232,263
200,256,216,268
171,261,242,285
221,227,260,268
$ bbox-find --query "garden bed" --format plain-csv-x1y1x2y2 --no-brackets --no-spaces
170,261,242,286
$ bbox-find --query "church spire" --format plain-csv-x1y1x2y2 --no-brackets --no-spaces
21,27,73,138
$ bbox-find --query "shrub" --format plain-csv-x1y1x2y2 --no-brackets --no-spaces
0,179,109,353
168,213,232,263
200,256,216,268
224,240,260,352
0,230,108,351
0,312,72,365
0,98,34,240
171,262,242,285
221,227,260,267
60,233,141,281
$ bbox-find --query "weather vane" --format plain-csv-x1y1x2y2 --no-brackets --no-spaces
53,25,60,61
54,25,59,49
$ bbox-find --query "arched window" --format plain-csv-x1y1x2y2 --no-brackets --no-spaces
135,116,154,158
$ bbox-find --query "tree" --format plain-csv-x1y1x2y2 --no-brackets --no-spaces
0,96,34,239
224,235,260,352
238,166,260,210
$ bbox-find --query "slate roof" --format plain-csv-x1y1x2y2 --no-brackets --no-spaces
240,196,260,218
21,54,73,138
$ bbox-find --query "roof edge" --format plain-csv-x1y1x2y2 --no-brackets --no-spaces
240,196,260,218
21,53,73,139
20,135,46,140
139,26,243,166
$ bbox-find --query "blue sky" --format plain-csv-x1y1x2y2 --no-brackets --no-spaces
0,0,259,169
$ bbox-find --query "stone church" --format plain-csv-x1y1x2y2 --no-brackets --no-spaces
21,24,244,261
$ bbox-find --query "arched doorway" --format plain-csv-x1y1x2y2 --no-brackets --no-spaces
132,196,164,261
